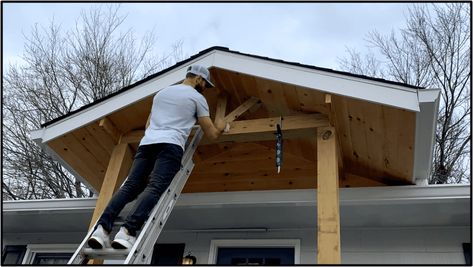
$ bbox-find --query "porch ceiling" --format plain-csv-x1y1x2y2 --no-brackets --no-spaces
44,67,416,193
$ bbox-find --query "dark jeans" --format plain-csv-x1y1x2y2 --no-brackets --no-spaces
97,143,183,236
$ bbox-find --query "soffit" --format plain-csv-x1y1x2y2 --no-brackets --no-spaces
44,67,416,193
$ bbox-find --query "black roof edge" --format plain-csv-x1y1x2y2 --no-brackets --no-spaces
40,46,227,127
41,46,423,128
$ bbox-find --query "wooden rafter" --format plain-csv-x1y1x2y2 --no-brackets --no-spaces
99,117,121,144
224,96,260,122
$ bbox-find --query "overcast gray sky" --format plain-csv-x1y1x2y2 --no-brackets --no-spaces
3,2,412,71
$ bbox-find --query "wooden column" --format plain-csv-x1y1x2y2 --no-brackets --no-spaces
316,126,341,264
87,143,133,264
89,143,133,229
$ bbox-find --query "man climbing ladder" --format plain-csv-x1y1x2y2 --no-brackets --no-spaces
87,65,228,250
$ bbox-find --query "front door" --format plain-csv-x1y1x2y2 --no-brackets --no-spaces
216,247,294,265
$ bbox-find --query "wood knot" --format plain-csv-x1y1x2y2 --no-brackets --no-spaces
322,130,332,140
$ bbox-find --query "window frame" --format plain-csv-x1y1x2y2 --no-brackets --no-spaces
2,245,27,265
208,239,300,264
21,244,76,264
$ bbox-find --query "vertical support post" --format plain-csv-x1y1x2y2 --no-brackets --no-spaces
317,126,341,264
89,143,133,229
87,143,133,265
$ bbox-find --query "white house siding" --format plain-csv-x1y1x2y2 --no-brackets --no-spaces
2,226,469,264
156,226,469,265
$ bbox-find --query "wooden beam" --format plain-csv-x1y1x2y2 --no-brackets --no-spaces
316,126,341,264
224,96,260,122
89,143,133,229
325,94,344,177
99,117,121,144
87,143,132,264
204,113,329,144
120,130,144,144
119,114,329,145
215,93,228,122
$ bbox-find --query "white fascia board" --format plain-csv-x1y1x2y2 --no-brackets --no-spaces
3,185,469,213
413,89,441,183
418,88,441,103
30,52,217,144
212,51,420,112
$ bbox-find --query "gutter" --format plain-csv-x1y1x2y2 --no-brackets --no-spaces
4,185,469,213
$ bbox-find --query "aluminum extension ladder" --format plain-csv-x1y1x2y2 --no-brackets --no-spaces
68,127,204,264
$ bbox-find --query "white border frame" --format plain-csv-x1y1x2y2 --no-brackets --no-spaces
208,239,301,264
21,244,76,264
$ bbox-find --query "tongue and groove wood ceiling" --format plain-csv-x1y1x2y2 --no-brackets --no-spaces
46,67,416,193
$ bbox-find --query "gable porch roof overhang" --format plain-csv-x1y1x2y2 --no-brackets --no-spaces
29,47,440,193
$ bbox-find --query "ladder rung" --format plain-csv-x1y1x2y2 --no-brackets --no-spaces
83,248,130,260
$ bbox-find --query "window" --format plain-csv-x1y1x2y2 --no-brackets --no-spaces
32,253,73,265
217,247,294,265
21,244,76,264
2,245,27,265
208,239,300,265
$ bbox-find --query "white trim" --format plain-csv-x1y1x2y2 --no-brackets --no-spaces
21,244,76,264
208,239,301,264
418,88,441,103
212,51,421,111
3,185,470,213
30,52,217,144
413,89,440,183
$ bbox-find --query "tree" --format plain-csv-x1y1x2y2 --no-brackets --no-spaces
339,3,470,184
2,4,184,200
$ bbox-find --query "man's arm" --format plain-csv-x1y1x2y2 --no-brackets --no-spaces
198,117,226,140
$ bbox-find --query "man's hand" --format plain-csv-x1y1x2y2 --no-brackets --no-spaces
214,118,226,133
198,116,228,140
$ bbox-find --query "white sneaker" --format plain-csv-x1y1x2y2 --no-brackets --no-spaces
87,225,111,249
112,227,136,249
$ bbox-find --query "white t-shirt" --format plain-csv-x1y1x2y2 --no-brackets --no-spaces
139,84,210,150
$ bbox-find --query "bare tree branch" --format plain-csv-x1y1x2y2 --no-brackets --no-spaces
3,4,185,200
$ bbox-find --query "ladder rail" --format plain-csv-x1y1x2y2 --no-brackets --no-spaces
125,127,203,264
68,127,203,264
124,158,195,264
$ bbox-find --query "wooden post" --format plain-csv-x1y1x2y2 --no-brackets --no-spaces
89,143,133,228
317,126,341,264
87,143,133,264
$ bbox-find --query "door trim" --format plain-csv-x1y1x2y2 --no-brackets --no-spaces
208,239,300,264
